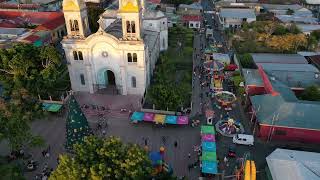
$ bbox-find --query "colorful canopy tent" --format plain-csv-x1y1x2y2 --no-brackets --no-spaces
165,115,177,124
205,46,218,54
202,134,215,142
200,125,218,175
130,111,189,125
201,125,216,134
202,151,217,161
42,103,63,112
131,111,144,122
154,114,166,124
202,161,218,174
202,142,216,152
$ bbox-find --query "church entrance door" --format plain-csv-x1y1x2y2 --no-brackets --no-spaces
105,70,115,85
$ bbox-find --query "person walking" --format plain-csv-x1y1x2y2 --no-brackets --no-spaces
174,141,178,148
188,153,191,158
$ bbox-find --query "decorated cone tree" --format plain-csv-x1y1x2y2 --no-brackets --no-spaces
65,95,91,150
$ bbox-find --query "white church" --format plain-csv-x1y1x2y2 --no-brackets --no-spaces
61,0,168,95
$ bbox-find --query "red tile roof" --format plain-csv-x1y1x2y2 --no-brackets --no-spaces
0,3,40,9
0,11,65,30
182,15,202,22
23,34,40,43
148,0,161,4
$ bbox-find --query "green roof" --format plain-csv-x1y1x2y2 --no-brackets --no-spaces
242,69,264,86
201,125,215,134
250,94,320,130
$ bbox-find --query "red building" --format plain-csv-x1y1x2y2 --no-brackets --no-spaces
243,65,320,143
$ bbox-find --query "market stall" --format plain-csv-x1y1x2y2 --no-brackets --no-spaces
130,112,189,125
200,125,218,175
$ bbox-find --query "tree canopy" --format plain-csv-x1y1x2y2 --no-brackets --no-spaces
50,136,153,180
238,54,256,69
0,43,64,98
298,85,320,101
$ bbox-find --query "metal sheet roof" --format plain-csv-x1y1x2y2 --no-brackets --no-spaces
220,8,256,19
242,68,264,86
266,148,320,180
251,53,308,64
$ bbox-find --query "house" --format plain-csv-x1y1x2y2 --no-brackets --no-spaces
0,0,62,12
243,65,320,143
182,15,202,29
218,8,256,29
160,0,174,12
0,11,66,47
266,148,320,180
177,2,203,16
303,0,320,12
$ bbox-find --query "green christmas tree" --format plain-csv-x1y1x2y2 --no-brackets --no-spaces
65,95,92,150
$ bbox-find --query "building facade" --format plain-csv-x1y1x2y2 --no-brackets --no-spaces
61,0,168,95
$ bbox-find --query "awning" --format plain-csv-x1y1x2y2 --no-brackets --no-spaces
202,151,217,161
143,113,155,122
165,115,177,124
202,142,216,152
154,114,166,124
202,161,218,174
177,116,189,124
202,134,215,142
201,125,215,134
42,103,63,112
130,111,144,121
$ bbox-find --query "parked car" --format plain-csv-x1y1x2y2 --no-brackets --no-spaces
233,134,254,146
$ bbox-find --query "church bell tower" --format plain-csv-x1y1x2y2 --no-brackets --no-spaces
119,0,142,41
62,0,91,38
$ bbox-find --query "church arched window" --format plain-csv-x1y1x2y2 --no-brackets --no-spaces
70,20,74,31
131,21,136,33
126,21,131,33
131,76,136,88
133,53,137,62
73,51,78,60
127,53,132,62
74,20,79,31
78,51,83,60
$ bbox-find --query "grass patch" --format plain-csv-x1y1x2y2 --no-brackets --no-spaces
144,26,194,111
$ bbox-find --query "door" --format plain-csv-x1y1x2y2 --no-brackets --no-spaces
107,70,115,85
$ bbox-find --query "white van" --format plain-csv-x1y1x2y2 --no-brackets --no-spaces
233,134,254,146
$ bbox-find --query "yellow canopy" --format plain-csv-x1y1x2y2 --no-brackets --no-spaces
154,114,165,124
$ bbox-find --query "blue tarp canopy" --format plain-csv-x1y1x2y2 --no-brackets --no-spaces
130,112,144,121
165,115,177,124
202,161,218,174
202,142,216,152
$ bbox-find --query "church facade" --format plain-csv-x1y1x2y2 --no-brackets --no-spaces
61,0,168,95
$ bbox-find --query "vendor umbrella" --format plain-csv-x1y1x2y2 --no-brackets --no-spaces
202,151,217,161
202,161,218,174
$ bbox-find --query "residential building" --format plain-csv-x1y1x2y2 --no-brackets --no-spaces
0,11,66,47
182,15,202,29
177,2,203,16
62,0,168,95
218,8,256,29
0,0,62,11
303,0,320,12
266,148,320,180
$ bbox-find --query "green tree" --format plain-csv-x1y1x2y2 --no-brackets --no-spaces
273,25,287,35
87,6,105,33
50,136,153,180
299,85,320,101
286,8,294,15
0,93,44,150
65,95,92,151
0,158,25,180
238,53,256,69
0,43,64,98
311,30,320,40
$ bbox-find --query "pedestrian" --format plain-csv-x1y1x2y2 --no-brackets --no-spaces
102,130,106,136
174,141,178,148
188,153,191,158
224,156,228,164
188,164,192,171
145,138,148,146
45,152,50,158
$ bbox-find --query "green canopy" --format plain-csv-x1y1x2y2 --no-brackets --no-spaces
42,103,63,112
202,151,217,161
201,125,215,134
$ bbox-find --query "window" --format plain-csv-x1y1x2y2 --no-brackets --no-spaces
126,21,131,33
195,23,199,28
190,23,193,27
132,76,136,88
80,74,85,85
70,20,74,31
127,53,132,62
73,51,78,60
131,21,136,33
74,20,79,31
78,51,83,60
133,53,137,62
162,38,165,49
